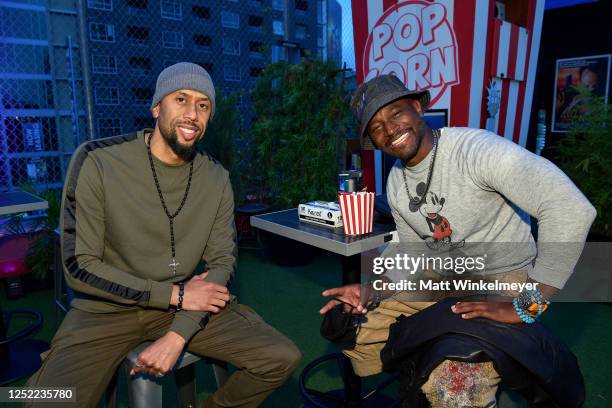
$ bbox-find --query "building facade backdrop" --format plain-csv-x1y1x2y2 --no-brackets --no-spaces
1,0,343,191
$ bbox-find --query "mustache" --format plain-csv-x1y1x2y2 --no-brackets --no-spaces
174,121,201,132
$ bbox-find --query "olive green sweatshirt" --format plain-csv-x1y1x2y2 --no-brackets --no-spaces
60,129,236,341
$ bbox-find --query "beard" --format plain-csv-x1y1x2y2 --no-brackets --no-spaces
159,120,201,162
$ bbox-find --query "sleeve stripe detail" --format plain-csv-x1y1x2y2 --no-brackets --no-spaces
61,133,149,301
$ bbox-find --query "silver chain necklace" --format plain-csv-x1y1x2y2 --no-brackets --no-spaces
401,128,440,208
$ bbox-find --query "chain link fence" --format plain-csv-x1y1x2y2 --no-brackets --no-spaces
1,0,356,193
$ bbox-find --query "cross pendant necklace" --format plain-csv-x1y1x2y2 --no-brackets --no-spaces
169,258,181,276
146,133,194,276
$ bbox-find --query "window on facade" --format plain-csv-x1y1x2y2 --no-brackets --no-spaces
132,87,154,104
192,6,210,19
222,38,240,56
160,0,182,20
272,0,284,10
162,31,183,49
271,45,285,63
128,57,152,75
224,65,241,82
273,20,284,36
296,0,308,12
198,62,213,73
249,41,264,56
194,34,212,50
134,116,153,129
248,15,263,30
88,0,112,11
127,0,147,13
89,23,115,42
317,0,326,24
317,24,326,47
127,25,149,45
92,55,117,74
250,67,263,78
95,87,119,105
295,24,307,40
97,118,121,138
221,11,239,29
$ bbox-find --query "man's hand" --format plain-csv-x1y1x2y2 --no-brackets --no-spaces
171,272,230,313
129,331,186,377
320,284,368,315
451,301,522,324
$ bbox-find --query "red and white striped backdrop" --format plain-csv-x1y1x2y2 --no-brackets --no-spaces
351,0,545,146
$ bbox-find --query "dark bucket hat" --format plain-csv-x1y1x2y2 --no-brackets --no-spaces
350,75,430,150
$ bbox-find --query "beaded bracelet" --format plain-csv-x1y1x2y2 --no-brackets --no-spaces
513,289,550,324
176,282,185,312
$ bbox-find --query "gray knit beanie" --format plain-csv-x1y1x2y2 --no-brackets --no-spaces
150,62,216,119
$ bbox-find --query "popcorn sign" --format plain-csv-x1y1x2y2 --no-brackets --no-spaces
363,1,459,106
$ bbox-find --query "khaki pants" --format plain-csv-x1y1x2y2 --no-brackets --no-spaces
344,269,527,407
27,300,301,408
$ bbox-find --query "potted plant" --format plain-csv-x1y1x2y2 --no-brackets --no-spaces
250,60,354,264
554,88,612,239
251,60,353,208
0,188,60,296
24,188,61,287
197,89,243,200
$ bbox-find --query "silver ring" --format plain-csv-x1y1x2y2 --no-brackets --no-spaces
155,372,164,378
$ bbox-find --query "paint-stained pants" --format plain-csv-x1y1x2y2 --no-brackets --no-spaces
344,270,527,407
26,300,301,408
344,300,500,407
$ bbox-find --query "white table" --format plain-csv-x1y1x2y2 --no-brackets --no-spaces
0,191,48,216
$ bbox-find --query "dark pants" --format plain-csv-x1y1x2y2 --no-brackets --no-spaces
27,301,301,407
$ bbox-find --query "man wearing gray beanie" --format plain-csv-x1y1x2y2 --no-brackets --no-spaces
27,62,301,408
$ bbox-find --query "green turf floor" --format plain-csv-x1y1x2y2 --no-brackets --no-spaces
2,249,611,407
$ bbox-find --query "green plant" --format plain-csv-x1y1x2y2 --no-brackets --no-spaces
197,89,245,203
555,89,612,235
24,188,62,280
251,60,353,208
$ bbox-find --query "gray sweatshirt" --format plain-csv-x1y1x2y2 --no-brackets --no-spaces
386,127,596,289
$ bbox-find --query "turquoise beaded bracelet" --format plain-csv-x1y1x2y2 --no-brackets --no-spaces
513,289,550,324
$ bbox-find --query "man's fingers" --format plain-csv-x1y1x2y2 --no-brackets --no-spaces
460,310,488,319
451,302,487,313
191,272,208,281
356,304,368,314
451,302,492,319
207,305,221,314
319,299,339,314
322,287,343,297
130,362,153,377
210,298,228,308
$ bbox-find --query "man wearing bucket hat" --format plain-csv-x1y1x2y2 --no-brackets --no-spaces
27,62,300,407
320,75,595,406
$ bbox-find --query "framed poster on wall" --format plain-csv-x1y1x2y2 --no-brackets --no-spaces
551,54,611,132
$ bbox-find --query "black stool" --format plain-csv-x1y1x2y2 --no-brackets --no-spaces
299,352,399,408
235,203,270,255
0,308,49,385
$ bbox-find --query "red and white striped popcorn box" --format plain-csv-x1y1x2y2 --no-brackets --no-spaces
338,191,375,236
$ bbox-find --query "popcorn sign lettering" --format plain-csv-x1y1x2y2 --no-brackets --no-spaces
363,1,459,106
